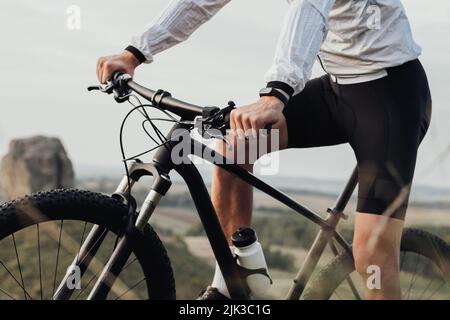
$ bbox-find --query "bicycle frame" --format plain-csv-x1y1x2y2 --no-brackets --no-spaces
53,122,357,300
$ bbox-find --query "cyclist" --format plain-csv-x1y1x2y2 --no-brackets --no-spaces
97,0,432,300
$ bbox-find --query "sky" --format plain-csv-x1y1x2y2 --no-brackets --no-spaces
0,0,449,188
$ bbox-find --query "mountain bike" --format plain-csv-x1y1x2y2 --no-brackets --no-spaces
0,73,449,300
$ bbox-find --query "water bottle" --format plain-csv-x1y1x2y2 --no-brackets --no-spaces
231,228,272,295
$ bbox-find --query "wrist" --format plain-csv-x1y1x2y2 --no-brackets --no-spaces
124,45,146,66
260,96,284,109
259,87,289,107
122,50,141,68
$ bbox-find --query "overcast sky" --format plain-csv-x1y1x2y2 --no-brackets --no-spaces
0,0,449,188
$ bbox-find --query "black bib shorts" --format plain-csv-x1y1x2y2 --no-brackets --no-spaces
282,59,432,220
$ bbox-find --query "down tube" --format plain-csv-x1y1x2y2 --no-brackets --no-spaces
174,163,249,300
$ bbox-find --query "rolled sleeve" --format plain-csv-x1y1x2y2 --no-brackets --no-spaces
130,0,231,64
265,0,334,95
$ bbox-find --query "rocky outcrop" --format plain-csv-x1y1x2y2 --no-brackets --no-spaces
0,136,74,200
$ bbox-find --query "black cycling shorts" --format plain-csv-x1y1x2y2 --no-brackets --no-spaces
282,59,432,220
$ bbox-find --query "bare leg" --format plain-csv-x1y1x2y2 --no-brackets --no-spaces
353,212,404,299
211,163,253,245
211,116,288,244
203,117,288,299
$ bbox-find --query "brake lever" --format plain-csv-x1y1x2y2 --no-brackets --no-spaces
194,117,232,150
87,85,102,91
204,131,232,150
87,81,115,94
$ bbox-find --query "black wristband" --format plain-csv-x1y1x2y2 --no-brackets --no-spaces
259,87,289,107
125,45,146,64
266,81,294,98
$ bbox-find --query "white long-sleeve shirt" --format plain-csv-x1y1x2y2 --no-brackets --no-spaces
130,0,421,94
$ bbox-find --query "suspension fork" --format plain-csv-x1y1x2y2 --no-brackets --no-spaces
87,163,171,300
82,124,183,300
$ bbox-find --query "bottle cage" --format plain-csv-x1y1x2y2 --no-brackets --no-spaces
234,255,273,285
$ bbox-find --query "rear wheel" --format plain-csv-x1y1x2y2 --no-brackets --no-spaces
0,189,175,300
303,228,450,300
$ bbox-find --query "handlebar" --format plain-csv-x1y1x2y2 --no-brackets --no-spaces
89,72,235,136
126,81,206,121
89,72,209,121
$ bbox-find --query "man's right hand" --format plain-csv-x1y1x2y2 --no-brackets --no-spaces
96,51,141,84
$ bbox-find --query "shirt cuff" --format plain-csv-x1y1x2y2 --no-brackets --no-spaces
266,81,294,98
124,46,147,64
129,35,155,64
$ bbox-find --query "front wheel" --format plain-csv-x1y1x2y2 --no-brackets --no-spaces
303,228,450,300
0,189,175,300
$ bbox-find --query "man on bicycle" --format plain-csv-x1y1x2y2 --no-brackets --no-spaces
97,0,431,300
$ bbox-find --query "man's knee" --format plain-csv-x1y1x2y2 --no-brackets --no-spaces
353,236,399,276
212,165,251,184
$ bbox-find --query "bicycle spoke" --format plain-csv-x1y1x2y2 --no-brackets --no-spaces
417,275,435,300
74,269,100,299
54,224,110,300
0,260,33,299
427,280,446,300
0,287,16,300
37,224,43,300
115,278,146,300
122,257,138,272
75,230,112,299
77,227,109,267
52,220,64,298
406,260,422,300
76,222,88,263
403,253,420,300
11,234,28,300
345,275,362,300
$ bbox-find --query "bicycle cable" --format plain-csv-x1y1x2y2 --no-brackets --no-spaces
118,96,196,216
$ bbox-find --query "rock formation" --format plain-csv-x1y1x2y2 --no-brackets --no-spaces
0,136,74,200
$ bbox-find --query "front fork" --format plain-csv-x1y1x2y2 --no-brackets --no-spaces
53,161,171,300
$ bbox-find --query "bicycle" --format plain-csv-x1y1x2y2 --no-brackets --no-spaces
0,73,449,300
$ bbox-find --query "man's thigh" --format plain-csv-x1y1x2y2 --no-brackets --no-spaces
282,75,349,149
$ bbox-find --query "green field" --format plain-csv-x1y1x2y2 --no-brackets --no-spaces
1,185,449,300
